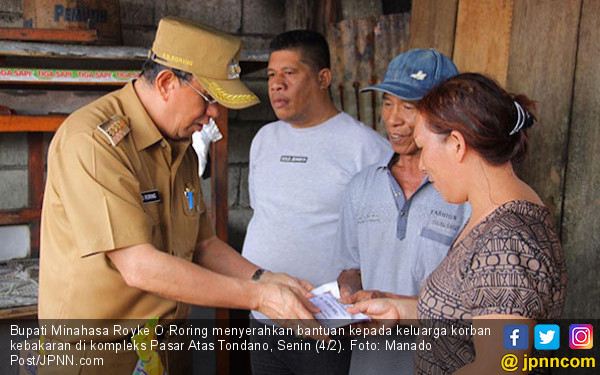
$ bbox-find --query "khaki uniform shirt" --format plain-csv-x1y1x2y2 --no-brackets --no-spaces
39,81,214,324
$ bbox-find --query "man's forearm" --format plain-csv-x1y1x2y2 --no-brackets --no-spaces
106,243,326,334
107,243,260,310
194,236,260,279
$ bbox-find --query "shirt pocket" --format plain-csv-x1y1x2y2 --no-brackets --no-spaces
181,181,206,217
420,227,454,246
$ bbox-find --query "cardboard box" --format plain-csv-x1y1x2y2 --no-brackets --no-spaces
22,0,121,45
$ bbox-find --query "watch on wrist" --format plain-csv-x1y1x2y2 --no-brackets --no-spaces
251,268,266,281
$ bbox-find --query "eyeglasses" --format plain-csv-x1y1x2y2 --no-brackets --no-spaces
184,80,217,105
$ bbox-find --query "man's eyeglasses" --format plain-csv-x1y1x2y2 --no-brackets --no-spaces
184,80,217,105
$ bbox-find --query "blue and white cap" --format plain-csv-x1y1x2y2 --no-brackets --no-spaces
362,48,458,100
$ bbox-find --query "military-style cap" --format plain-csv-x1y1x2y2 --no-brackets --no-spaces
149,17,259,109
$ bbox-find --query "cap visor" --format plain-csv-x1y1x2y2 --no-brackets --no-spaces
360,82,429,101
195,75,260,110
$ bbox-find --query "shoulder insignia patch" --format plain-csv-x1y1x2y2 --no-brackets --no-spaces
96,115,130,146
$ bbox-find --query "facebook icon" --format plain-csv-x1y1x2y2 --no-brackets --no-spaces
503,325,529,350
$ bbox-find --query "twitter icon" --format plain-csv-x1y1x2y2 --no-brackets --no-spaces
535,324,560,350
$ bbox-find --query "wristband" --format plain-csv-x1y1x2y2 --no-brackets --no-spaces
251,268,266,281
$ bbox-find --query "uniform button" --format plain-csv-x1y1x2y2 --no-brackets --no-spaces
400,211,406,216
160,141,167,148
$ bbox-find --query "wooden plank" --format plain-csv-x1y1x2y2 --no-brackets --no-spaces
312,0,342,36
285,0,313,30
0,305,37,319
211,112,229,251
0,209,41,225
561,0,600,318
506,0,581,225
0,28,98,43
284,0,341,34
0,41,267,62
28,133,45,258
407,0,458,57
0,115,66,132
211,108,230,375
453,0,514,85
0,41,146,60
23,0,121,45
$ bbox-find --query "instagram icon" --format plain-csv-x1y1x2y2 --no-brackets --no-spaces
569,324,593,349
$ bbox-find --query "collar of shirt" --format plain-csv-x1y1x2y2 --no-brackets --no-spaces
118,81,164,151
380,153,431,240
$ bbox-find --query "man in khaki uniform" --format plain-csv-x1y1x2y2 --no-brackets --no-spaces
38,17,321,374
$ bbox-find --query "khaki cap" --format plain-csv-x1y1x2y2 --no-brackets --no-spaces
149,17,259,109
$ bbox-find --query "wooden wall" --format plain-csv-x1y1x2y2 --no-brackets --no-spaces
561,0,600,318
409,0,599,318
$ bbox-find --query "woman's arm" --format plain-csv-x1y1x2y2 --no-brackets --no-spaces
453,314,535,375
345,294,419,329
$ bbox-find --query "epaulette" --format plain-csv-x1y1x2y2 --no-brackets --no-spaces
96,115,131,146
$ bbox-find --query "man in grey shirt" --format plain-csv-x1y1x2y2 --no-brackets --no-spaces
334,49,471,375
243,30,391,375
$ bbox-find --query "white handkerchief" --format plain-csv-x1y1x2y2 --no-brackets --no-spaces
192,117,223,176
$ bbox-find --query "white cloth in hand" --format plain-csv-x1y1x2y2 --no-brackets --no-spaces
192,117,223,176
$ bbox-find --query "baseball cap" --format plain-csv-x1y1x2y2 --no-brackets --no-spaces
149,17,259,109
361,49,458,101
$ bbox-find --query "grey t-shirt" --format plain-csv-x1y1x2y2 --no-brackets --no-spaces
242,112,391,322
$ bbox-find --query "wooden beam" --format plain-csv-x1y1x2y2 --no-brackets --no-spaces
0,115,65,132
211,107,230,375
453,0,514,85
285,0,314,30
0,41,266,62
561,0,600,318
0,305,37,319
285,0,341,34
0,28,98,43
0,209,41,225
28,133,45,257
211,110,229,255
408,0,459,57
507,0,582,224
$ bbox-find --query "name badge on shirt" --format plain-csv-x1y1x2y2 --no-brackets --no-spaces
141,190,160,204
280,155,308,163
